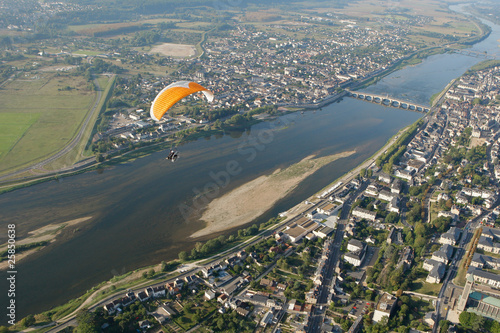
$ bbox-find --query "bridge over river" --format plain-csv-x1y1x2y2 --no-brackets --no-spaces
346,90,430,113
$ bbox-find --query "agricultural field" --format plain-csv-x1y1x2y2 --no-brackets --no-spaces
298,0,478,41
0,71,96,174
149,42,197,57
68,22,146,37
0,113,39,160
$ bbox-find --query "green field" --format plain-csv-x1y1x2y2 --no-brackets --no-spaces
412,278,443,295
0,72,95,174
0,113,40,158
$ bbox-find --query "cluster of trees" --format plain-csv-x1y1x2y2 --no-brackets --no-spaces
75,59,125,80
283,280,310,300
206,106,240,122
459,311,500,332
367,238,429,293
276,240,319,271
73,302,155,333
385,211,399,224
91,136,127,155
376,119,423,171
366,295,431,333
444,142,490,187
366,245,407,292
359,168,373,178
223,113,255,129
0,50,25,62
352,221,388,245
0,241,48,261
178,219,279,262
432,216,452,234
47,6,136,26
417,30,459,42
338,275,376,302
405,200,423,225
0,36,13,50
248,104,279,116
204,308,255,332
406,221,432,257
130,30,162,47
466,144,488,163
334,316,353,332
277,254,308,277
351,196,375,211
245,238,283,267
0,63,15,82
436,197,453,211
456,127,472,147
180,234,228,260
113,75,143,100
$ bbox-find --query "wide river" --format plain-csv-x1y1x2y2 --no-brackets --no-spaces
1,4,500,323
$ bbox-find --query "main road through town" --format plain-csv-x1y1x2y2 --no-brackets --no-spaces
307,181,368,332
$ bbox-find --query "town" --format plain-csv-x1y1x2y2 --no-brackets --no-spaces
45,64,500,333
2,0,500,332
76,8,471,156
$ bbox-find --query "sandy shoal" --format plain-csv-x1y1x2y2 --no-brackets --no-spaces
189,150,356,238
0,216,92,270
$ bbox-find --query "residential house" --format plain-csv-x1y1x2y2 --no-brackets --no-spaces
439,227,461,245
467,267,500,288
426,262,446,283
204,289,216,301
352,207,377,222
373,293,398,323
431,244,454,264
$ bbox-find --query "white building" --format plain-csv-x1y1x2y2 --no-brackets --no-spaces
352,207,377,222
373,293,397,323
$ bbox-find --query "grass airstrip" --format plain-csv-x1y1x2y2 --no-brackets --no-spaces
0,72,96,174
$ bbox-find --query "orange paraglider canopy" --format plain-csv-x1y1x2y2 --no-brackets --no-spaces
150,81,214,121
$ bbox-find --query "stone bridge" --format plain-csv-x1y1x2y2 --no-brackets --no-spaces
346,90,430,113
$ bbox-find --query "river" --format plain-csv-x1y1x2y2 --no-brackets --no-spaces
363,4,500,106
1,3,499,324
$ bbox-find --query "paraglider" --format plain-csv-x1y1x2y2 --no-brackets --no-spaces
166,149,178,162
150,81,214,121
